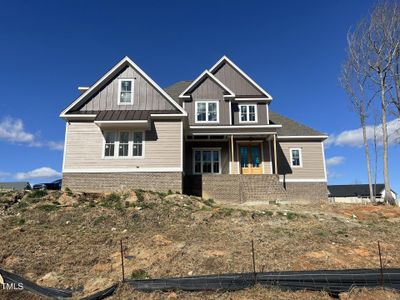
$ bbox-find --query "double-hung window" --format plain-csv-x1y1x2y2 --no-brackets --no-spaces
193,149,221,174
290,148,302,168
103,131,144,158
118,132,129,157
133,132,143,157
195,101,219,123
118,79,134,104
104,132,117,157
239,104,257,123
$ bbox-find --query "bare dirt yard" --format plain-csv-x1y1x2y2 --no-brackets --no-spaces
0,189,399,299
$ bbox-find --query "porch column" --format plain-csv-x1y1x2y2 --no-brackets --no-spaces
230,135,234,174
273,134,278,174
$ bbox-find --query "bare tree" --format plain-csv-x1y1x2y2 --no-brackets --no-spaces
366,1,399,205
340,20,375,202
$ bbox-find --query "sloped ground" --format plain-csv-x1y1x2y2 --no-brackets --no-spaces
0,189,400,299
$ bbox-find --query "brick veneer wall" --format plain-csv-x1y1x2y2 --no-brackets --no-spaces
283,182,328,201
195,174,287,203
62,172,182,193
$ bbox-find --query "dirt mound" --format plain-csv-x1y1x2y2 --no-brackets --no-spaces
1,189,400,298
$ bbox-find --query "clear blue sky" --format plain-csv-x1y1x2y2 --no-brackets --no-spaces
0,0,398,193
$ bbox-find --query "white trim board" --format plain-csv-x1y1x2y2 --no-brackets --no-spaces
60,56,187,118
277,135,328,140
279,178,327,183
190,125,281,129
63,167,183,173
209,55,273,100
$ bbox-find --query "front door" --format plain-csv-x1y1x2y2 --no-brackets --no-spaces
239,144,263,174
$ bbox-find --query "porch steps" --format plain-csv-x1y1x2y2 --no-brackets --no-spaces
240,174,287,202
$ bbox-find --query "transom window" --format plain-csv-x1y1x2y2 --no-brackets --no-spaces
239,104,257,123
118,79,134,104
290,148,302,167
104,131,144,158
193,149,221,174
195,101,219,123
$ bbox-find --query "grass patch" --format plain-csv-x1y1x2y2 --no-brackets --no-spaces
203,198,216,207
16,201,29,210
93,215,108,225
131,269,150,280
135,190,145,202
336,228,348,235
37,204,59,212
29,190,48,199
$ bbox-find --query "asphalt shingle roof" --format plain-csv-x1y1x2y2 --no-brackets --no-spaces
164,81,325,137
327,184,387,197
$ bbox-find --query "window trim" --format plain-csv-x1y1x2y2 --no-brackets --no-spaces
102,130,145,159
238,104,258,123
290,148,303,168
195,100,219,123
118,79,134,105
192,148,222,174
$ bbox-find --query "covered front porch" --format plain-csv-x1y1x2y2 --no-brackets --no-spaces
184,132,279,176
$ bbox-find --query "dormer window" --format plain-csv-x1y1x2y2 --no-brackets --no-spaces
118,79,134,105
239,104,257,123
195,101,219,123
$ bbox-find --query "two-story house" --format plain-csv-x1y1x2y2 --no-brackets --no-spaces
60,56,328,202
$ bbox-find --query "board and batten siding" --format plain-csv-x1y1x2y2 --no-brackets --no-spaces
277,141,326,180
63,121,182,171
184,77,230,126
212,62,263,96
77,65,175,111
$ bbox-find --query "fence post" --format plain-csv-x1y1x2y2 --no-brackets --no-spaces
120,239,125,282
251,240,257,284
378,241,384,288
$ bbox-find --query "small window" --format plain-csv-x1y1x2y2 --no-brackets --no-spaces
133,132,143,157
118,79,134,104
196,101,219,123
239,104,257,123
193,149,220,174
104,132,117,157
290,148,302,167
118,132,129,157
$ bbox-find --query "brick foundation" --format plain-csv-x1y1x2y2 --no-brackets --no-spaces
283,182,328,201
184,174,287,203
62,172,182,193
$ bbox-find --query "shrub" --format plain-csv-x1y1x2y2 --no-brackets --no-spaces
65,187,73,196
29,190,48,199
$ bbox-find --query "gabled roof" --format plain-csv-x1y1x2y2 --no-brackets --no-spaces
178,70,235,99
209,56,273,100
327,184,392,197
60,56,186,118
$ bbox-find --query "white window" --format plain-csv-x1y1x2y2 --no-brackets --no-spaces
118,132,129,157
193,149,221,174
290,148,302,168
133,132,144,157
239,104,257,123
103,131,144,158
118,79,134,104
104,132,117,157
195,101,219,123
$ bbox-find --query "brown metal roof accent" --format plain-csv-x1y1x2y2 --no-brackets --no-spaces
94,110,179,121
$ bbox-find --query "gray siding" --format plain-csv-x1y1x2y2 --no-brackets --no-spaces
78,66,175,111
232,102,268,125
212,62,264,96
184,77,230,126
